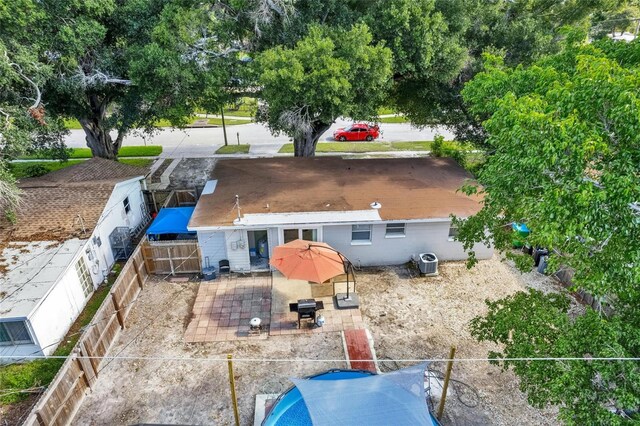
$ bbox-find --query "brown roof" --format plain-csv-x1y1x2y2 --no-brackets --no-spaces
189,157,483,228
1,158,148,242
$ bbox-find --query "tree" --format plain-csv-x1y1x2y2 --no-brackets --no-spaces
257,24,392,157
0,3,68,216
393,0,619,145
456,38,640,423
0,0,250,160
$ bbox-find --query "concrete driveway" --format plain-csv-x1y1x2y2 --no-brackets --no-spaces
64,119,455,157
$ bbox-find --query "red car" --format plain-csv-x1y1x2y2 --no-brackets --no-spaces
333,123,380,141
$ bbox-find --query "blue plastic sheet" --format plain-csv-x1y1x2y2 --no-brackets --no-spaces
146,207,195,235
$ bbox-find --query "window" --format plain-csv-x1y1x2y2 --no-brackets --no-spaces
284,228,319,243
123,196,131,213
0,321,33,345
283,229,299,244
385,223,405,237
351,224,372,243
448,225,459,241
75,257,93,298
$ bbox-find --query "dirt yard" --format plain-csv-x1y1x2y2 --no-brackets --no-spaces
357,255,570,426
72,255,570,425
71,278,346,426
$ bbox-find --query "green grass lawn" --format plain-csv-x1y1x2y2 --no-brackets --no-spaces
19,145,163,160
63,118,83,129
378,107,395,115
207,117,252,126
378,115,409,123
10,158,153,179
279,141,434,154
0,280,114,404
215,144,250,154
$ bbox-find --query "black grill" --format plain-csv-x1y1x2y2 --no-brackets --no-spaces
297,299,319,328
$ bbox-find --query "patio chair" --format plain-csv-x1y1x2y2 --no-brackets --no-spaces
219,259,231,275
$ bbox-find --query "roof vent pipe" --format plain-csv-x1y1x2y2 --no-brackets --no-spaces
370,201,382,209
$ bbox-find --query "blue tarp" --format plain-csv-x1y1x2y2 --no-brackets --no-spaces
146,207,195,235
291,363,436,426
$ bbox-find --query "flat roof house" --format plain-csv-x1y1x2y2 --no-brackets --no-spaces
0,159,149,361
187,157,492,273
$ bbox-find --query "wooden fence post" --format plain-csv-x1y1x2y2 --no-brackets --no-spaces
81,340,99,381
75,350,97,388
437,346,456,421
168,247,175,276
111,293,126,329
132,256,144,290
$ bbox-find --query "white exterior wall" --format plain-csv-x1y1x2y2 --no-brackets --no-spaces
224,230,250,272
198,231,227,269
86,178,145,285
322,221,493,266
27,249,92,356
267,228,279,258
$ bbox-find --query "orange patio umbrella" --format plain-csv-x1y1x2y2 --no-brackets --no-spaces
269,239,347,284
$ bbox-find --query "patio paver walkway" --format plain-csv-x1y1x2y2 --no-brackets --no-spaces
344,329,377,373
185,275,271,342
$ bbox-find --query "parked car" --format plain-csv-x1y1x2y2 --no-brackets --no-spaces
333,123,380,141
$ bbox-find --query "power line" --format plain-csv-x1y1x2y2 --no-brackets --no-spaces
2,355,639,362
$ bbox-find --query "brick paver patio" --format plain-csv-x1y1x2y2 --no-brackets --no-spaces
185,275,271,342
185,274,365,342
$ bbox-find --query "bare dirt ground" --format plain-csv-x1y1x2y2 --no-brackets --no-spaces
72,278,346,426
357,255,573,426
72,254,573,426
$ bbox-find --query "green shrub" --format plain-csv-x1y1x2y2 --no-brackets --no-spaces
432,135,444,157
24,164,50,177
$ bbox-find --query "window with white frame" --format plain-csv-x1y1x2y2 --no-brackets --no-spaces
385,223,405,237
351,224,372,242
123,196,131,213
75,257,93,298
0,321,33,345
448,225,459,241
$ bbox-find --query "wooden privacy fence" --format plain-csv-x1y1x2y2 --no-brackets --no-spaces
146,188,200,213
141,237,201,275
24,244,149,426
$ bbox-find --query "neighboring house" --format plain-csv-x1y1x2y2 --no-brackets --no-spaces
0,159,149,360
187,157,493,273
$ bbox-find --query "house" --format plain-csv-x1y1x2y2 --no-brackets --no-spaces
0,159,149,360
187,157,493,273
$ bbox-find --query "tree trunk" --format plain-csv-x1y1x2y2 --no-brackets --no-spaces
293,121,331,157
78,94,126,159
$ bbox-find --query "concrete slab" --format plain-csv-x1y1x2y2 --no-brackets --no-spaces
271,271,312,314
335,293,360,309
254,393,280,426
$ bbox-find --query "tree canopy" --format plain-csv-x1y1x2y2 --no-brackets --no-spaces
457,37,640,423
257,24,392,156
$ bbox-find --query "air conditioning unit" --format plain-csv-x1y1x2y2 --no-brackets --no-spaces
418,253,438,276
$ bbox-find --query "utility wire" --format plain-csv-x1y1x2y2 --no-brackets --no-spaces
2,355,639,362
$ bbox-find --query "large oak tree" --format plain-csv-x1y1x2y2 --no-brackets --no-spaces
257,24,392,157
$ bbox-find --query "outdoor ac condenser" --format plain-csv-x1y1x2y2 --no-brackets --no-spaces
418,253,438,276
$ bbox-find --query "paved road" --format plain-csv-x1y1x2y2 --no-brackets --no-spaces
64,119,455,157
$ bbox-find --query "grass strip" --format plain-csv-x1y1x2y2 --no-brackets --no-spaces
215,144,250,154
278,141,435,154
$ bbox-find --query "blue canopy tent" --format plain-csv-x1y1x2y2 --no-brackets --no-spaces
146,207,196,241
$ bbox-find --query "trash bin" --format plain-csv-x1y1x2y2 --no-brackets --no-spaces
203,267,217,280
537,255,548,274
533,248,548,267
